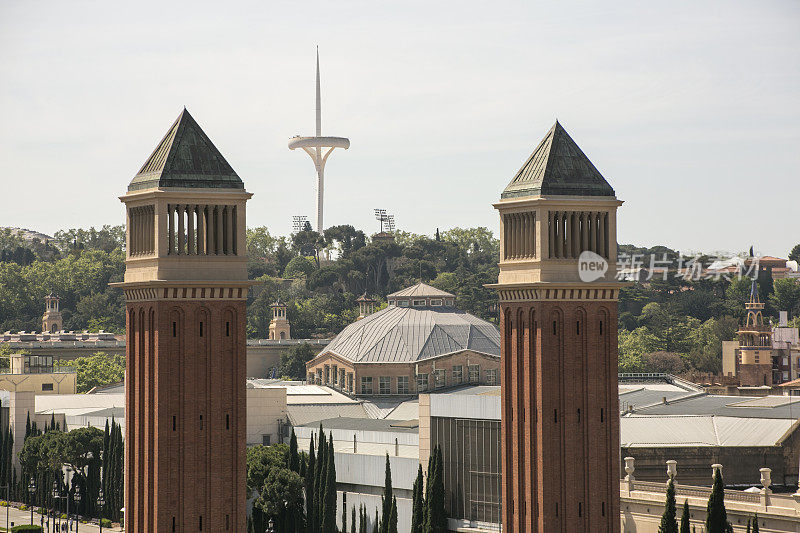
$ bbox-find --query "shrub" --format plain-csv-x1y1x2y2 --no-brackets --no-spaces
100,518,112,527
19,504,28,510
0,500,7,506
12,525,45,532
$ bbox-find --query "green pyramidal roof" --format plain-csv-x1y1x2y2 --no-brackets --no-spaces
501,121,615,199
128,108,243,191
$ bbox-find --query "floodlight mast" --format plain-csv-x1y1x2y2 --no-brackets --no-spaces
289,48,350,233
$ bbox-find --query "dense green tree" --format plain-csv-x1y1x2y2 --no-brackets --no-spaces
410,463,424,533
424,445,447,533
379,454,393,533
322,435,337,532
659,478,679,533
351,505,357,533
771,278,800,316
387,496,398,533
680,499,690,533
279,343,318,380
705,468,729,533
790,245,800,264
305,434,316,533
289,429,300,473
752,512,760,533
62,353,126,393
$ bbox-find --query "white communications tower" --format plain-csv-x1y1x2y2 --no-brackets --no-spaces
288,48,350,232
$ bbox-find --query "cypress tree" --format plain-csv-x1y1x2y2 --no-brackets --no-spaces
373,508,379,533
342,502,347,533
387,496,398,533
659,478,679,533
306,435,316,533
350,505,357,533
752,513,759,533
680,499,690,533
315,428,327,531
25,412,31,440
359,505,367,533
425,445,447,533
410,463,424,533
746,518,751,533
50,413,56,432
289,429,300,473
323,434,337,532
705,468,728,533
380,454,393,533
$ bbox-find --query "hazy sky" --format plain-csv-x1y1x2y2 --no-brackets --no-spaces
1,1,798,257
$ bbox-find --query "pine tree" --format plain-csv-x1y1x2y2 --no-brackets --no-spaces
380,454,393,533
351,505,357,533
680,499,690,533
289,429,300,473
373,508,379,533
659,478,679,533
306,435,316,533
410,463,424,533
752,513,759,533
323,434,337,532
387,496,398,533
705,468,728,533
359,505,367,533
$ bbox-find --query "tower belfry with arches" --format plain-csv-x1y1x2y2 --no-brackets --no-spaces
489,121,624,532
269,301,291,340
112,108,251,532
42,293,63,333
736,279,773,386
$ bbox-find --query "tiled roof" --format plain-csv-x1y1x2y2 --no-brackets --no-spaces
387,283,454,299
128,108,243,191
320,304,500,364
501,121,615,199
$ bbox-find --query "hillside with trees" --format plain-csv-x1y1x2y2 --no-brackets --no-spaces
2,225,799,375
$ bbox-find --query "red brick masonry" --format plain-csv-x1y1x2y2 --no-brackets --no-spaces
500,301,620,532
125,300,246,532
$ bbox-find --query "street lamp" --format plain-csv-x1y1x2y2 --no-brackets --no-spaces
27,477,36,525
73,485,81,533
52,481,59,532
96,490,105,533
267,517,275,533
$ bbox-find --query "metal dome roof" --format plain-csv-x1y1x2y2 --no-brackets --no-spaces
322,304,500,364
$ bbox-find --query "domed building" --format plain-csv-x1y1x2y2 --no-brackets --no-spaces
306,282,501,396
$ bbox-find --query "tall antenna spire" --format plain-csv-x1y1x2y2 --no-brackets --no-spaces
288,48,350,233
315,46,321,137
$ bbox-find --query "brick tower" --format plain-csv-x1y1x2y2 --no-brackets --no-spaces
489,122,623,532
113,109,251,532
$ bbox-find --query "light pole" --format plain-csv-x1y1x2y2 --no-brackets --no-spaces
52,480,63,533
28,477,36,525
73,484,81,533
64,467,71,533
96,490,105,533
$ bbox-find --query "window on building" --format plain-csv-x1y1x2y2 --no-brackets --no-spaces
397,300,409,307
397,376,409,395
412,299,426,307
324,365,330,384
433,369,445,388
452,365,463,384
416,373,429,392
316,369,323,383
262,435,271,446
348,373,354,392
308,373,314,384
379,376,391,395
468,364,480,383
430,299,443,306
332,365,338,385
755,356,760,363
361,376,373,395
340,369,346,388
41,383,54,391
485,369,498,385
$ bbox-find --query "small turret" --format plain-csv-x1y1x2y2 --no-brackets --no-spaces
356,293,376,319
42,294,63,334
269,301,291,340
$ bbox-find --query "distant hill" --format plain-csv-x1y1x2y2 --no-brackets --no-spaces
3,227,54,243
